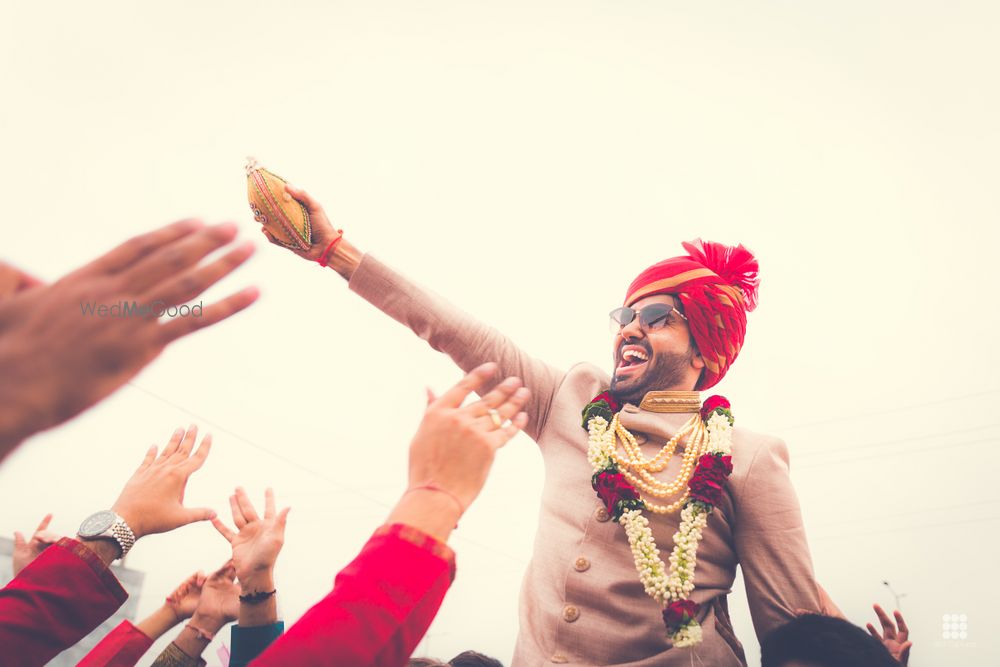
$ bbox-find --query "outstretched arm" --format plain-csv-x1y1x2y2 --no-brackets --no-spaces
260,184,564,441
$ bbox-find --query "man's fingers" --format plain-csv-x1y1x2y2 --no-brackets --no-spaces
874,604,896,639
425,387,436,407
117,222,240,294
35,514,53,534
160,428,186,459
181,507,216,527
229,494,247,529
77,219,204,278
468,376,522,415
284,183,323,215
211,516,236,543
434,363,498,409
181,434,212,473
277,506,291,527
175,425,199,458
158,286,259,344
264,488,276,519
13,531,25,547
141,241,255,308
235,487,260,523
493,386,530,422
866,623,883,641
894,610,909,637
496,411,529,446
899,641,912,664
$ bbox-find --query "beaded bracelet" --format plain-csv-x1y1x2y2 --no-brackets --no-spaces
239,588,277,604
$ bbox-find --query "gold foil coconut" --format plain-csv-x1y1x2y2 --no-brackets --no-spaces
246,157,311,251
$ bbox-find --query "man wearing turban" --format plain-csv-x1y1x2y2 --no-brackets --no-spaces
261,186,843,666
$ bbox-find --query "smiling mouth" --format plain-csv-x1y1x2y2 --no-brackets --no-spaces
616,347,650,375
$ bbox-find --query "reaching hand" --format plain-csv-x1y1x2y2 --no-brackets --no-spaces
165,571,207,621
258,184,342,263
194,561,240,624
111,426,216,539
211,488,290,585
867,604,912,665
0,262,42,300
12,514,60,576
407,363,530,515
0,220,257,452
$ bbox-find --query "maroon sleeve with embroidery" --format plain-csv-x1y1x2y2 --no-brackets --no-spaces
76,620,153,667
0,537,127,667
251,523,456,667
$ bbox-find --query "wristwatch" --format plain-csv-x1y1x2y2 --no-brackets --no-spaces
77,510,137,559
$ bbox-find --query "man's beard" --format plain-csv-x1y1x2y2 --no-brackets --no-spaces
610,345,694,406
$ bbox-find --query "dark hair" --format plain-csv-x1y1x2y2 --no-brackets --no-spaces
408,659,448,667
449,650,504,667
761,615,899,667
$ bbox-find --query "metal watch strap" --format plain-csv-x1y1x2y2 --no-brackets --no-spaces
110,518,137,559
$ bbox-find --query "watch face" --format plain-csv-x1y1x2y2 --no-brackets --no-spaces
79,510,116,538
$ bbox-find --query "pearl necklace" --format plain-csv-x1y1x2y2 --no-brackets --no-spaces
606,413,708,514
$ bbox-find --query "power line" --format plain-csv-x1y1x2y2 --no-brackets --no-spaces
809,498,1000,530
779,388,1000,432
126,381,529,565
794,422,1000,460
795,437,997,470
812,515,1000,541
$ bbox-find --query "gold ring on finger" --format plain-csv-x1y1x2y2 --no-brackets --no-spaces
488,408,503,428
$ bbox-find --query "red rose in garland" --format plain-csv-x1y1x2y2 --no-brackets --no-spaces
688,454,733,506
581,391,623,429
592,470,643,519
662,599,701,634
700,395,731,422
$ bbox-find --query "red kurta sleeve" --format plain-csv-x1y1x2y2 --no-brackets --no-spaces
0,537,127,667
76,619,153,667
251,523,456,667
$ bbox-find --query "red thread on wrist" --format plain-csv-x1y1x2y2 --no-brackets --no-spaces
407,483,465,518
186,622,214,641
317,230,344,267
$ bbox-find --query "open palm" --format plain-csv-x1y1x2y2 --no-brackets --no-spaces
211,487,290,582
867,604,912,665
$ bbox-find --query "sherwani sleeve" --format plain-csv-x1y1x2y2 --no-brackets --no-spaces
250,523,455,667
75,620,153,667
348,254,565,440
731,439,824,641
0,537,127,667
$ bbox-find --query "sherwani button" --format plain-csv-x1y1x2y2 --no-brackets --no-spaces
551,654,569,664
563,605,580,622
595,507,610,522
574,557,590,572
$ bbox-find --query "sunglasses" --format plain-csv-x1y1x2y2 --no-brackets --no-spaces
609,303,687,334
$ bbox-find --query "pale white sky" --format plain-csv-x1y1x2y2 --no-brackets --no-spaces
1,2,999,665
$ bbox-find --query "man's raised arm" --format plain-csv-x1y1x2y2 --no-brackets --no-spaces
259,183,564,441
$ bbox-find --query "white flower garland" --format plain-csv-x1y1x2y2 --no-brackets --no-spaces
587,409,734,647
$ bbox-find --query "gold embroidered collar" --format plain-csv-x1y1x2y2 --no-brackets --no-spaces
638,390,702,414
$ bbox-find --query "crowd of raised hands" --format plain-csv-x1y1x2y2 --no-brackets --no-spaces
0,217,532,666
1,204,912,667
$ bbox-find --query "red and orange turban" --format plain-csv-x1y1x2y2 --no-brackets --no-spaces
624,240,760,390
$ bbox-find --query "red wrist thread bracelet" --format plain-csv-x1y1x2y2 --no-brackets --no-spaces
407,483,465,517
317,230,344,267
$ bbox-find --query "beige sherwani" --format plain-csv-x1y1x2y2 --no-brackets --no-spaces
349,255,825,667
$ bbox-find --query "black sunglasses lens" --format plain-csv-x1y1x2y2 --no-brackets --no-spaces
639,304,672,328
609,307,635,327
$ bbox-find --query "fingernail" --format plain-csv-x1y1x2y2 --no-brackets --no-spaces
515,387,530,398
